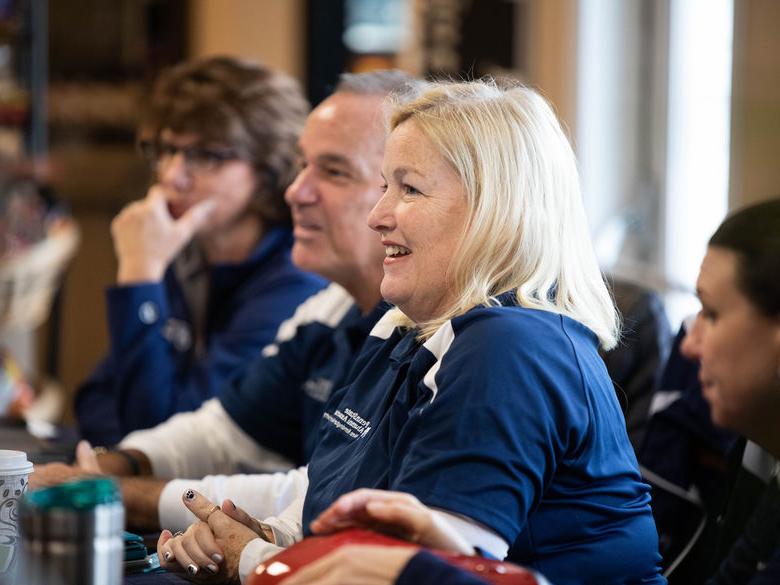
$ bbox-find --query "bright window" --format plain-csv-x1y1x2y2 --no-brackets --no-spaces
577,0,734,330
663,0,733,324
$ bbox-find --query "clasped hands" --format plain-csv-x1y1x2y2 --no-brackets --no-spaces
159,488,475,585
157,489,268,583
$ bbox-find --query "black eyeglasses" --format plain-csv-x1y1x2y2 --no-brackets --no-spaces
139,140,241,174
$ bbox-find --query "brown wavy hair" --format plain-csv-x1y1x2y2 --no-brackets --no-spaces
140,56,309,227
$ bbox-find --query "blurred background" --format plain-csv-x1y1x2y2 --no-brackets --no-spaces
0,0,778,424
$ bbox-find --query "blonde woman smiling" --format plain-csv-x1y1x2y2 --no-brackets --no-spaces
160,80,664,585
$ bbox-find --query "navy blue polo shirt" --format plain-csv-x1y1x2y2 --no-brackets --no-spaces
221,284,389,465
76,228,326,446
303,297,665,585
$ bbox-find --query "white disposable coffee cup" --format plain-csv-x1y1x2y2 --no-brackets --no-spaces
0,449,34,575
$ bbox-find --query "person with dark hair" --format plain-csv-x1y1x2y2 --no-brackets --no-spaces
74,56,326,446
680,198,780,585
640,198,780,583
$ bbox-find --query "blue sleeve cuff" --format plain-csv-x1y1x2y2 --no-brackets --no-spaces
106,283,170,351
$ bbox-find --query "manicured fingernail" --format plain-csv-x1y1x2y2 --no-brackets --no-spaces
163,551,172,561
187,564,199,576
212,553,223,563
184,489,196,501
208,564,219,574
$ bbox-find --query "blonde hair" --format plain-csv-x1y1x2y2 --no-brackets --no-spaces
388,79,619,350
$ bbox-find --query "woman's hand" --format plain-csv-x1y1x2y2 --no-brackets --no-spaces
157,489,269,583
310,489,474,554
279,544,418,585
158,523,225,582
112,186,214,283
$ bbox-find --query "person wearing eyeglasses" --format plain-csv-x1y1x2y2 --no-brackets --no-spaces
74,56,326,447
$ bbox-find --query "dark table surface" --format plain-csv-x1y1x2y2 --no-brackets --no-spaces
126,572,191,584
0,417,77,464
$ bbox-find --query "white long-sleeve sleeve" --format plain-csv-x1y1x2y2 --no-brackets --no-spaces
238,539,285,584
158,466,309,533
238,482,307,583
433,510,508,559
230,476,508,583
119,399,293,479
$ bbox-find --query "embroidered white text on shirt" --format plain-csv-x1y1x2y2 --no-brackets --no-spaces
323,407,372,439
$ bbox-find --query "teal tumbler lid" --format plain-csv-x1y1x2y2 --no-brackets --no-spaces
24,477,121,510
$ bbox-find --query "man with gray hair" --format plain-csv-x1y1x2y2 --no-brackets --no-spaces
32,70,418,531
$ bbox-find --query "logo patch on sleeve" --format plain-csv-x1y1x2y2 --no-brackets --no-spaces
303,378,334,402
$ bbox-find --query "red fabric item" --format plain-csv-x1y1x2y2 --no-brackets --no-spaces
247,529,538,585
